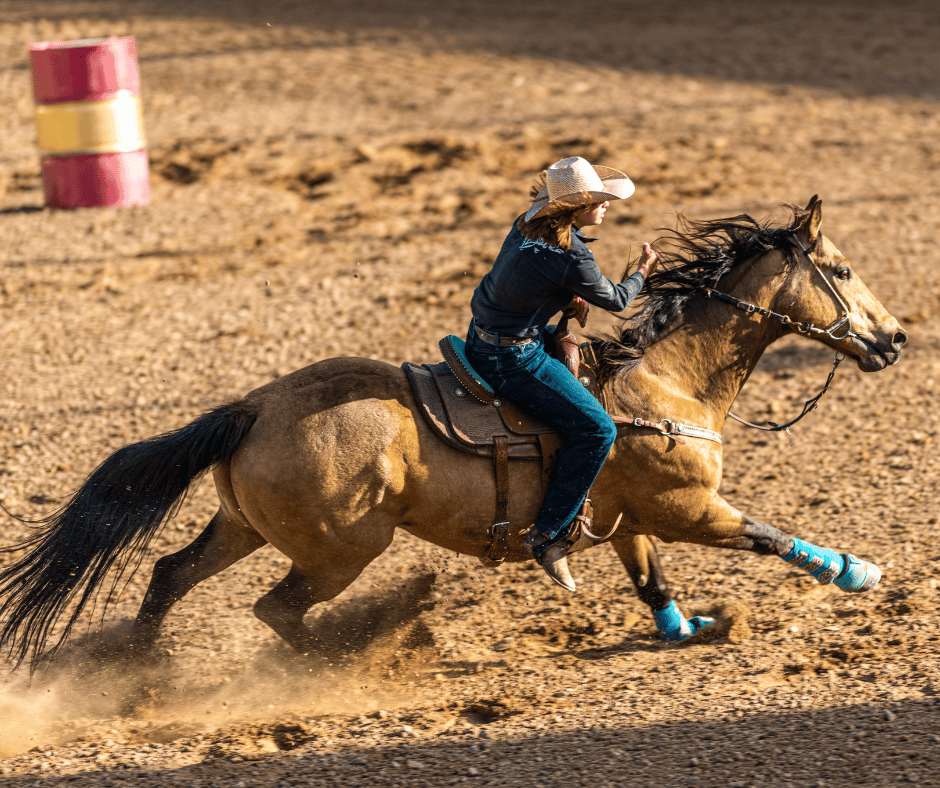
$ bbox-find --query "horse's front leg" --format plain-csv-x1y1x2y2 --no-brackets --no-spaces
652,490,881,594
717,512,881,592
610,532,714,642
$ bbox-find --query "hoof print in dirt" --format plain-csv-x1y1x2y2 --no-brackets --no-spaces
670,604,751,646
461,698,518,725
206,721,316,761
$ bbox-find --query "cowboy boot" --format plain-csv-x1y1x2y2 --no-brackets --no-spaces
523,530,576,593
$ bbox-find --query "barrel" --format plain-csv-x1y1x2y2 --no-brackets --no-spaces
29,36,150,209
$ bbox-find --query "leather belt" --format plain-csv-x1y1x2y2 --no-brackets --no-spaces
474,325,535,347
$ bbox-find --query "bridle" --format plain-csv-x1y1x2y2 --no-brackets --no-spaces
704,231,859,342
703,230,858,433
786,232,859,342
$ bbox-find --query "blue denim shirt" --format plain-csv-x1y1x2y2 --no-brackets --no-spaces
470,218,646,337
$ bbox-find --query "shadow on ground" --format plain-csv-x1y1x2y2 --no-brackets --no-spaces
3,0,938,100
4,696,938,787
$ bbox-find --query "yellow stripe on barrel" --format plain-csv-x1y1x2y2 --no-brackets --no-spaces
34,93,145,156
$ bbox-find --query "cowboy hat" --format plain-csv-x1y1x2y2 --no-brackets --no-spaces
524,156,635,221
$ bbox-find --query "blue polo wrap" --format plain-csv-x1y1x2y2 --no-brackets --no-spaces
652,601,714,642
783,537,846,584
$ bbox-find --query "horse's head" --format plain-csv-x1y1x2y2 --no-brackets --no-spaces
775,196,907,371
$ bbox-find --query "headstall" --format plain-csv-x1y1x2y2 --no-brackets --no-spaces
704,231,856,434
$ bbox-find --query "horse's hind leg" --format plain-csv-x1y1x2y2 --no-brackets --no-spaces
132,510,267,649
253,557,382,656
611,532,714,642
255,521,404,654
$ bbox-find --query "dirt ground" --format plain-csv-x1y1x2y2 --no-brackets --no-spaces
1,1,939,785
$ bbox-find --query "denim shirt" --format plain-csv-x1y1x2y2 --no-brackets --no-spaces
470,218,646,337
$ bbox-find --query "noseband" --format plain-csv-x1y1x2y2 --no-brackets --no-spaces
703,230,857,433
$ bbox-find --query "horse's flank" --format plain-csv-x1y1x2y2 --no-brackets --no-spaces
224,357,545,562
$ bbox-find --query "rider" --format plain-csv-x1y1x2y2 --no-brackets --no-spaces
465,156,659,592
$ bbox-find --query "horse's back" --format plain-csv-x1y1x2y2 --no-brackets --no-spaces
244,356,413,413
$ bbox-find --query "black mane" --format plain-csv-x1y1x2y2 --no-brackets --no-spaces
592,206,810,382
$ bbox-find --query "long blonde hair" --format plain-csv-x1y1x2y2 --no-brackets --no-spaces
516,173,586,251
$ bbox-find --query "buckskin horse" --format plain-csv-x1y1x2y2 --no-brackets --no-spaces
0,197,906,668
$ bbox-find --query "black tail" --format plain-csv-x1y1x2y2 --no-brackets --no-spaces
0,399,258,670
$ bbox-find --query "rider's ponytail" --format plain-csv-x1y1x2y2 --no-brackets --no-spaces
517,173,582,251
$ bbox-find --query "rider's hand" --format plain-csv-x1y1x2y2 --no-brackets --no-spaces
562,296,590,328
635,243,659,280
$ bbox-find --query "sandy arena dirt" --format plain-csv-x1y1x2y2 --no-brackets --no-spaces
0,1,939,786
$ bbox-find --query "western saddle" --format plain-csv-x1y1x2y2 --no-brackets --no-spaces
401,320,611,567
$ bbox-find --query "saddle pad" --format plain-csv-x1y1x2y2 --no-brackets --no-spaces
403,361,555,459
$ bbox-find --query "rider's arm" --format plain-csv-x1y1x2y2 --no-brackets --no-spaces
564,242,659,313
564,254,646,312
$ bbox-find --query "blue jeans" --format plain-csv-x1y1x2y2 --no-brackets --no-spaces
464,321,617,543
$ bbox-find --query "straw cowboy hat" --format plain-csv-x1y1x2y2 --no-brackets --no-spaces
524,156,635,221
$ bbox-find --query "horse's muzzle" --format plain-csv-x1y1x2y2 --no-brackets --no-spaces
853,327,906,371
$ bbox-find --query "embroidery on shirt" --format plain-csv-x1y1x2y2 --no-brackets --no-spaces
519,237,564,254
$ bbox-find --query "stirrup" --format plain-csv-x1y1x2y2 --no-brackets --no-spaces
479,520,510,568
566,499,621,543
572,499,594,538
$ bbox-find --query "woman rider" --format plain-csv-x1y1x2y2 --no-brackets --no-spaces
465,156,659,592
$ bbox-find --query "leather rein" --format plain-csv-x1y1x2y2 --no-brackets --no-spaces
704,231,858,434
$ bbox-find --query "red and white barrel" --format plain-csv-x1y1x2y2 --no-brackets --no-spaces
29,36,150,209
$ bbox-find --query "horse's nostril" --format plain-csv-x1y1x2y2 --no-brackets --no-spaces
893,330,908,348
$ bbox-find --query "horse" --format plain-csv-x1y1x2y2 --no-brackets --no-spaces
0,196,906,669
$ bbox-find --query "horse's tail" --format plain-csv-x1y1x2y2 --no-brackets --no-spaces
0,399,259,670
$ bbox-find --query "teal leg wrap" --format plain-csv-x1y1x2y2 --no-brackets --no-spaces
784,537,881,592
652,601,714,642
783,537,845,584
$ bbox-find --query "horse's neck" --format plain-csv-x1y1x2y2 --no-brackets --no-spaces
610,269,785,430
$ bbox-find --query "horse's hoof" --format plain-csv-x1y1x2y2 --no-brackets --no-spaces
834,553,881,593
687,615,716,633
659,615,715,642
653,602,714,641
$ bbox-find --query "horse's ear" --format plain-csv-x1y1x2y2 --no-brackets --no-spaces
804,196,822,243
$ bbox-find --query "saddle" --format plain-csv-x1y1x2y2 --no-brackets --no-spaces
401,323,608,567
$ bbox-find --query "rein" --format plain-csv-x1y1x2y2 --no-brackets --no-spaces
724,352,843,434
704,231,855,434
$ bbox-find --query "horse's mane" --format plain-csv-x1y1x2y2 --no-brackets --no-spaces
592,205,810,383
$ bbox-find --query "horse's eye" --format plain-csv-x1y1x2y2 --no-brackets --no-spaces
837,267,851,281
